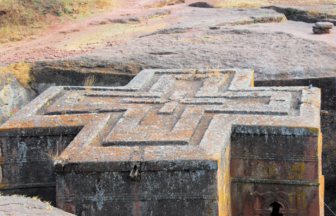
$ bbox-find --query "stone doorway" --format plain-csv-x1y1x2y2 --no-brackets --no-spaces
270,202,284,216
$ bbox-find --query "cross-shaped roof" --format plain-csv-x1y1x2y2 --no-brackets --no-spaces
0,69,320,172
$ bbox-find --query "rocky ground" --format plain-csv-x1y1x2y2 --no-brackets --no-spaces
0,196,74,216
34,5,336,81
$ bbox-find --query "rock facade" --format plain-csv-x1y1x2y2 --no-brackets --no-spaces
0,69,324,215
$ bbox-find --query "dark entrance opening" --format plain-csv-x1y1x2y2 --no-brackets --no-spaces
270,202,283,216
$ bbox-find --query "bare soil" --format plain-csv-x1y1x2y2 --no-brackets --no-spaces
0,0,161,64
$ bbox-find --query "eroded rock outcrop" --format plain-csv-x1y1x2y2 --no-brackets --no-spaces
313,22,334,34
0,196,74,216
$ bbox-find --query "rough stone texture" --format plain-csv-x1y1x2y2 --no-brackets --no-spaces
44,27,336,80
0,74,36,125
32,7,336,83
313,27,331,34
264,5,336,25
255,77,336,216
31,8,287,83
30,68,133,95
139,7,285,36
0,133,77,206
231,134,322,215
315,22,334,28
313,22,334,34
108,15,142,24
0,196,75,216
0,69,324,215
189,1,214,8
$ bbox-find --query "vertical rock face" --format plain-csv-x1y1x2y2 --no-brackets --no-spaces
0,68,323,215
0,76,35,124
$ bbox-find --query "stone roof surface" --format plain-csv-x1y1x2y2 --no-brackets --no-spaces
0,69,321,173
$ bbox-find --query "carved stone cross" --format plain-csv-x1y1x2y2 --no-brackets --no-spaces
0,69,323,215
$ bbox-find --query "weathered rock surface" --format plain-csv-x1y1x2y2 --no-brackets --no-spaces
89,20,107,26
107,9,171,25
1,68,324,215
189,1,214,8
108,15,142,24
33,8,287,80
0,74,35,125
264,4,336,25
315,21,334,28
313,21,334,34
0,196,74,216
41,26,336,81
145,7,285,33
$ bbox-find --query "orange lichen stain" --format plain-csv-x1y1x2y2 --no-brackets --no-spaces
267,163,278,179
319,175,325,214
290,163,306,180
219,145,230,216
301,191,308,209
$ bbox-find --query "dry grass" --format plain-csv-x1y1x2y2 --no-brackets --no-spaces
84,75,96,93
148,0,185,8
308,9,336,18
0,0,120,44
44,136,66,162
214,1,262,8
31,196,41,201
0,62,33,87
84,75,96,86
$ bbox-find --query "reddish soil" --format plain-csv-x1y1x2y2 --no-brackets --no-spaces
0,0,161,64
0,0,335,65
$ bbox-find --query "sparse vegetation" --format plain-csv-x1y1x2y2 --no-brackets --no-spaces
31,196,41,201
84,75,96,86
214,1,261,8
0,62,33,87
44,136,66,162
308,9,336,19
148,0,185,8
0,0,120,44
84,75,96,92
7,107,18,119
